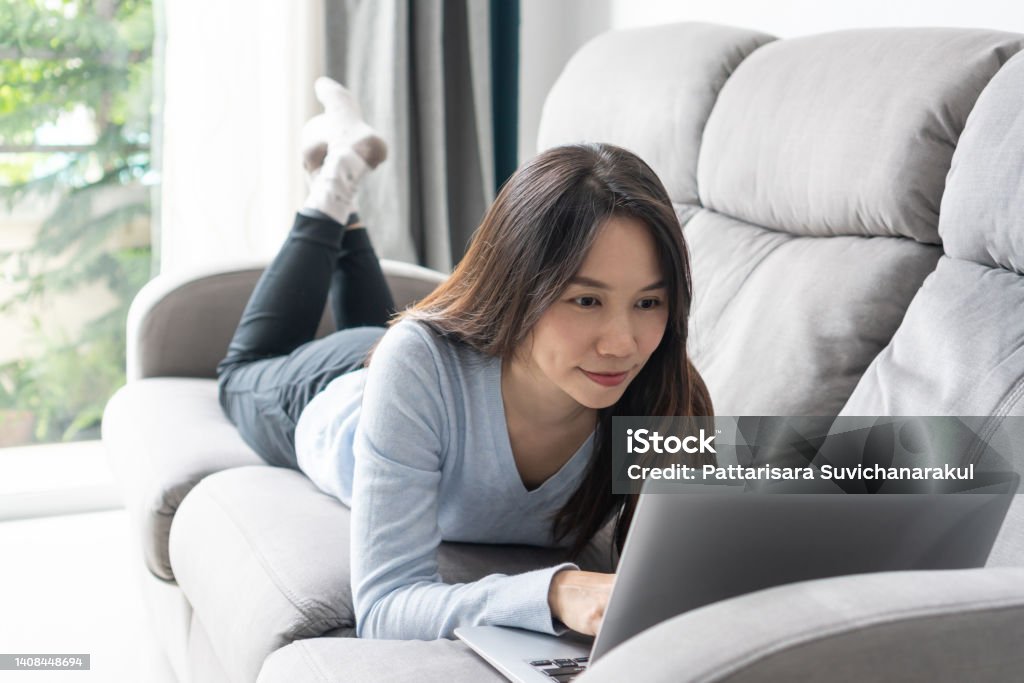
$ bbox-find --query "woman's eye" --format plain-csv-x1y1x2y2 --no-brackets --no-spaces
574,296,599,308
638,298,662,310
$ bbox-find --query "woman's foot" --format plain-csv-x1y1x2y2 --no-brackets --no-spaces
301,77,386,175
301,77,388,225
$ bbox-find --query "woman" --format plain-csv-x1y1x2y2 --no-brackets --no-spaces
216,78,712,641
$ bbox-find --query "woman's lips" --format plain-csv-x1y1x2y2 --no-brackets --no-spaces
581,369,629,387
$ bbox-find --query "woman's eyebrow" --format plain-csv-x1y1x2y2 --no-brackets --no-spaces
568,276,666,291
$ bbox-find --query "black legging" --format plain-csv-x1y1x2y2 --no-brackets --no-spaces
216,212,396,469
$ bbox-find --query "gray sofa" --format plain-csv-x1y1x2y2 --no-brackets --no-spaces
103,22,1024,683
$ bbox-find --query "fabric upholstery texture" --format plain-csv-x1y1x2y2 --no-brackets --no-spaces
103,378,262,581
258,638,506,683
698,28,1024,243
538,22,775,208
684,210,941,415
842,50,1024,416
939,55,1024,274
170,468,355,683
187,613,232,683
168,465,618,683
685,28,1024,418
130,536,193,683
126,261,444,381
582,567,1024,683
841,259,1024,416
989,496,1024,567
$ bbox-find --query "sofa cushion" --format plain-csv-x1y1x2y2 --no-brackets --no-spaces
170,467,353,683
538,22,775,209
698,28,1024,243
102,377,262,580
685,209,941,415
170,466,617,683
989,496,1024,568
581,567,1024,683
842,50,1024,417
257,638,506,683
841,258,1024,416
188,610,232,683
938,51,1024,274
684,28,1024,417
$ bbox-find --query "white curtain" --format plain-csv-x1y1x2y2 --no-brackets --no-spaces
159,0,325,275
160,0,498,275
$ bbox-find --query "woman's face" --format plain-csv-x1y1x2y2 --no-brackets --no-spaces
518,214,670,411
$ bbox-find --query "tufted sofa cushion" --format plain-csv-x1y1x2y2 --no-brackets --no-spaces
698,28,1024,243
685,29,1024,416
538,22,775,222
842,50,1024,417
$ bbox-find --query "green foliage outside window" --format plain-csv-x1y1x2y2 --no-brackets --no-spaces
0,0,155,444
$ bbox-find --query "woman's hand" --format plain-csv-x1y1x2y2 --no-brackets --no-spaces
547,569,615,636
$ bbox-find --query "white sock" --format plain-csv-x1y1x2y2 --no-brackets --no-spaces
301,77,386,180
304,149,369,225
300,77,387,224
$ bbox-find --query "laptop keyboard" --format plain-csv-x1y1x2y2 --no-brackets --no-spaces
528,656,589,681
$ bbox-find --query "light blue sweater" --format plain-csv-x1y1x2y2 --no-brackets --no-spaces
295,319,595,640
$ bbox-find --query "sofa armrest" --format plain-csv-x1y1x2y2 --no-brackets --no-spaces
170,467,352,683
102,378,263,581
126,259,447,381
170,466,611,683
377,258,449,308
582,567,1024,682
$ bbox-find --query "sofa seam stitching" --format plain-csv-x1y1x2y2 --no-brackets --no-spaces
968,369,1024,464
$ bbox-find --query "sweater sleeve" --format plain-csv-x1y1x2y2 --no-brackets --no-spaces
349,322,578,640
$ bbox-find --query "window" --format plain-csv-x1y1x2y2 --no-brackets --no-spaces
0,1,156,469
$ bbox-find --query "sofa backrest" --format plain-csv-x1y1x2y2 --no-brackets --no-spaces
539,22,775,221
539,23,1024,417
841,49,1024,419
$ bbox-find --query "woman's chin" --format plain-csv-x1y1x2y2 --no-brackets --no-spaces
572,388,627,410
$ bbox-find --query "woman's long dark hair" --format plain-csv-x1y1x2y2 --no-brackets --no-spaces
367,143,712,559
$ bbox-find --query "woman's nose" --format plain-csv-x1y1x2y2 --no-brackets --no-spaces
595,316,639,357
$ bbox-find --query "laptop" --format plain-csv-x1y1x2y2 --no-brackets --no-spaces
456,480,1017,682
